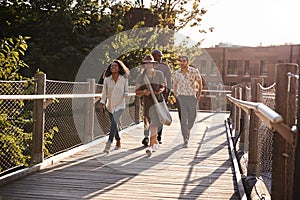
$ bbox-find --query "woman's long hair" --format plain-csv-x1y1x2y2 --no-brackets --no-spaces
103,60,130,78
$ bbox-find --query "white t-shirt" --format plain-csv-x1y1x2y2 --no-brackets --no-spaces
100,75,128,113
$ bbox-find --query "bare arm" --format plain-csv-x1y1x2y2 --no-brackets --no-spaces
196,78,202,101
135,83,150,97
154,84,165,95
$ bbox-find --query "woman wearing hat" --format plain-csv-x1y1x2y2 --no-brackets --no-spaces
135,54,165,156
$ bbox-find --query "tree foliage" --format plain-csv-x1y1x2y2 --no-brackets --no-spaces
0,0,210,81
0,36,30,80
135,0,213,32
0,36,31,171
0,36,58,172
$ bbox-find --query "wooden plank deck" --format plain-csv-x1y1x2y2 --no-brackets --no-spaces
0,112,240,199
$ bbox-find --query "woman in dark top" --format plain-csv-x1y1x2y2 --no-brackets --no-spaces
135,54,165,156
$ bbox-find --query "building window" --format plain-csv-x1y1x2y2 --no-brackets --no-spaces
227,60,238,75
200,60,207,75
260,60,268,76
210,60,217,75
277,60,284,64
244,60,250,75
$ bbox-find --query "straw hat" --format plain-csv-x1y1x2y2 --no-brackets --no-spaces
142,54,157,64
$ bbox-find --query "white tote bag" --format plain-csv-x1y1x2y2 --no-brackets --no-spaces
144,76,172,126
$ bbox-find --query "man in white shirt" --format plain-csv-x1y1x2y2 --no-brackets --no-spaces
173,56,202,148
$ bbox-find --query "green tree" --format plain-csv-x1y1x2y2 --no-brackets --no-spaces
0,36,31,171
0,0,210,81
0,36,30,80
0,36,58,172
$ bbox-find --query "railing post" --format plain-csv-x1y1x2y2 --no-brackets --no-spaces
272,63,298,200
84,78,95,143
239,84,247,151
230,86,236,130
31,73,46,165
247,78,263,176
234,85,241,137
294,63,300,200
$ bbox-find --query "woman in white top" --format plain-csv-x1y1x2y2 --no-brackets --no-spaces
100,60,129,154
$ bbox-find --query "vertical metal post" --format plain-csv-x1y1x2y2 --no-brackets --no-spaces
84,78,95,143
31,73,46,165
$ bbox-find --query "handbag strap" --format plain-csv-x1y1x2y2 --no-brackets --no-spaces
143,75,159,104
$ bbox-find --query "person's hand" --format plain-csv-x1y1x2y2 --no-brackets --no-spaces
143,89,151,96
99,103,105,115
197,92,201,101
154,88,164,95
154,90,161,95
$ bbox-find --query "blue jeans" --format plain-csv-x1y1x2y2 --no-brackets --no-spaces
177,95,197,142
108,109,124,143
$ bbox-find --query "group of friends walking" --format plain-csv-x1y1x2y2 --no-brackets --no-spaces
99,50,202,156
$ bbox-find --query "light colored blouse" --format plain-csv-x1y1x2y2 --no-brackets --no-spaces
174,66,201,96
100,75,128,113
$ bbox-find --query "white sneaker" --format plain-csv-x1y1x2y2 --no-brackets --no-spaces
103,142,111,154
152,143,160,152
146,147,152,156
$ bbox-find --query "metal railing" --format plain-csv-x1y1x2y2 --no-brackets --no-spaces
226,63,299,200
0,74,138,174
0,73,233,178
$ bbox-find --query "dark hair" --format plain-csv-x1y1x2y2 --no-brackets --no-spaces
179,55,189,62
151,49,162,56
103,60,130,78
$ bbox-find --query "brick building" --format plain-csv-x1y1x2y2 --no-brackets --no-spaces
190,44,300,110
202,44,300,86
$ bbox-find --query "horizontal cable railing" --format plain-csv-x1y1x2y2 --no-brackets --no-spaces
226,63,299,200
227,94,295,144
1,74,232,176
0,76,139,174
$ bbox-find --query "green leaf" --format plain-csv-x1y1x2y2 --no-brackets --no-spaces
53,126,59,132
20,44,27,51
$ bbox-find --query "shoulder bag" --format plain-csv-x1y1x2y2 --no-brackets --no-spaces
144,75,172,126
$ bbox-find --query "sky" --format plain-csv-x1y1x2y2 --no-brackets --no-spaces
138,0,300,48
179,0,300,47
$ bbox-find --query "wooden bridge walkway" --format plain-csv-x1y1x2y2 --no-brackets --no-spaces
0,112,240,199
